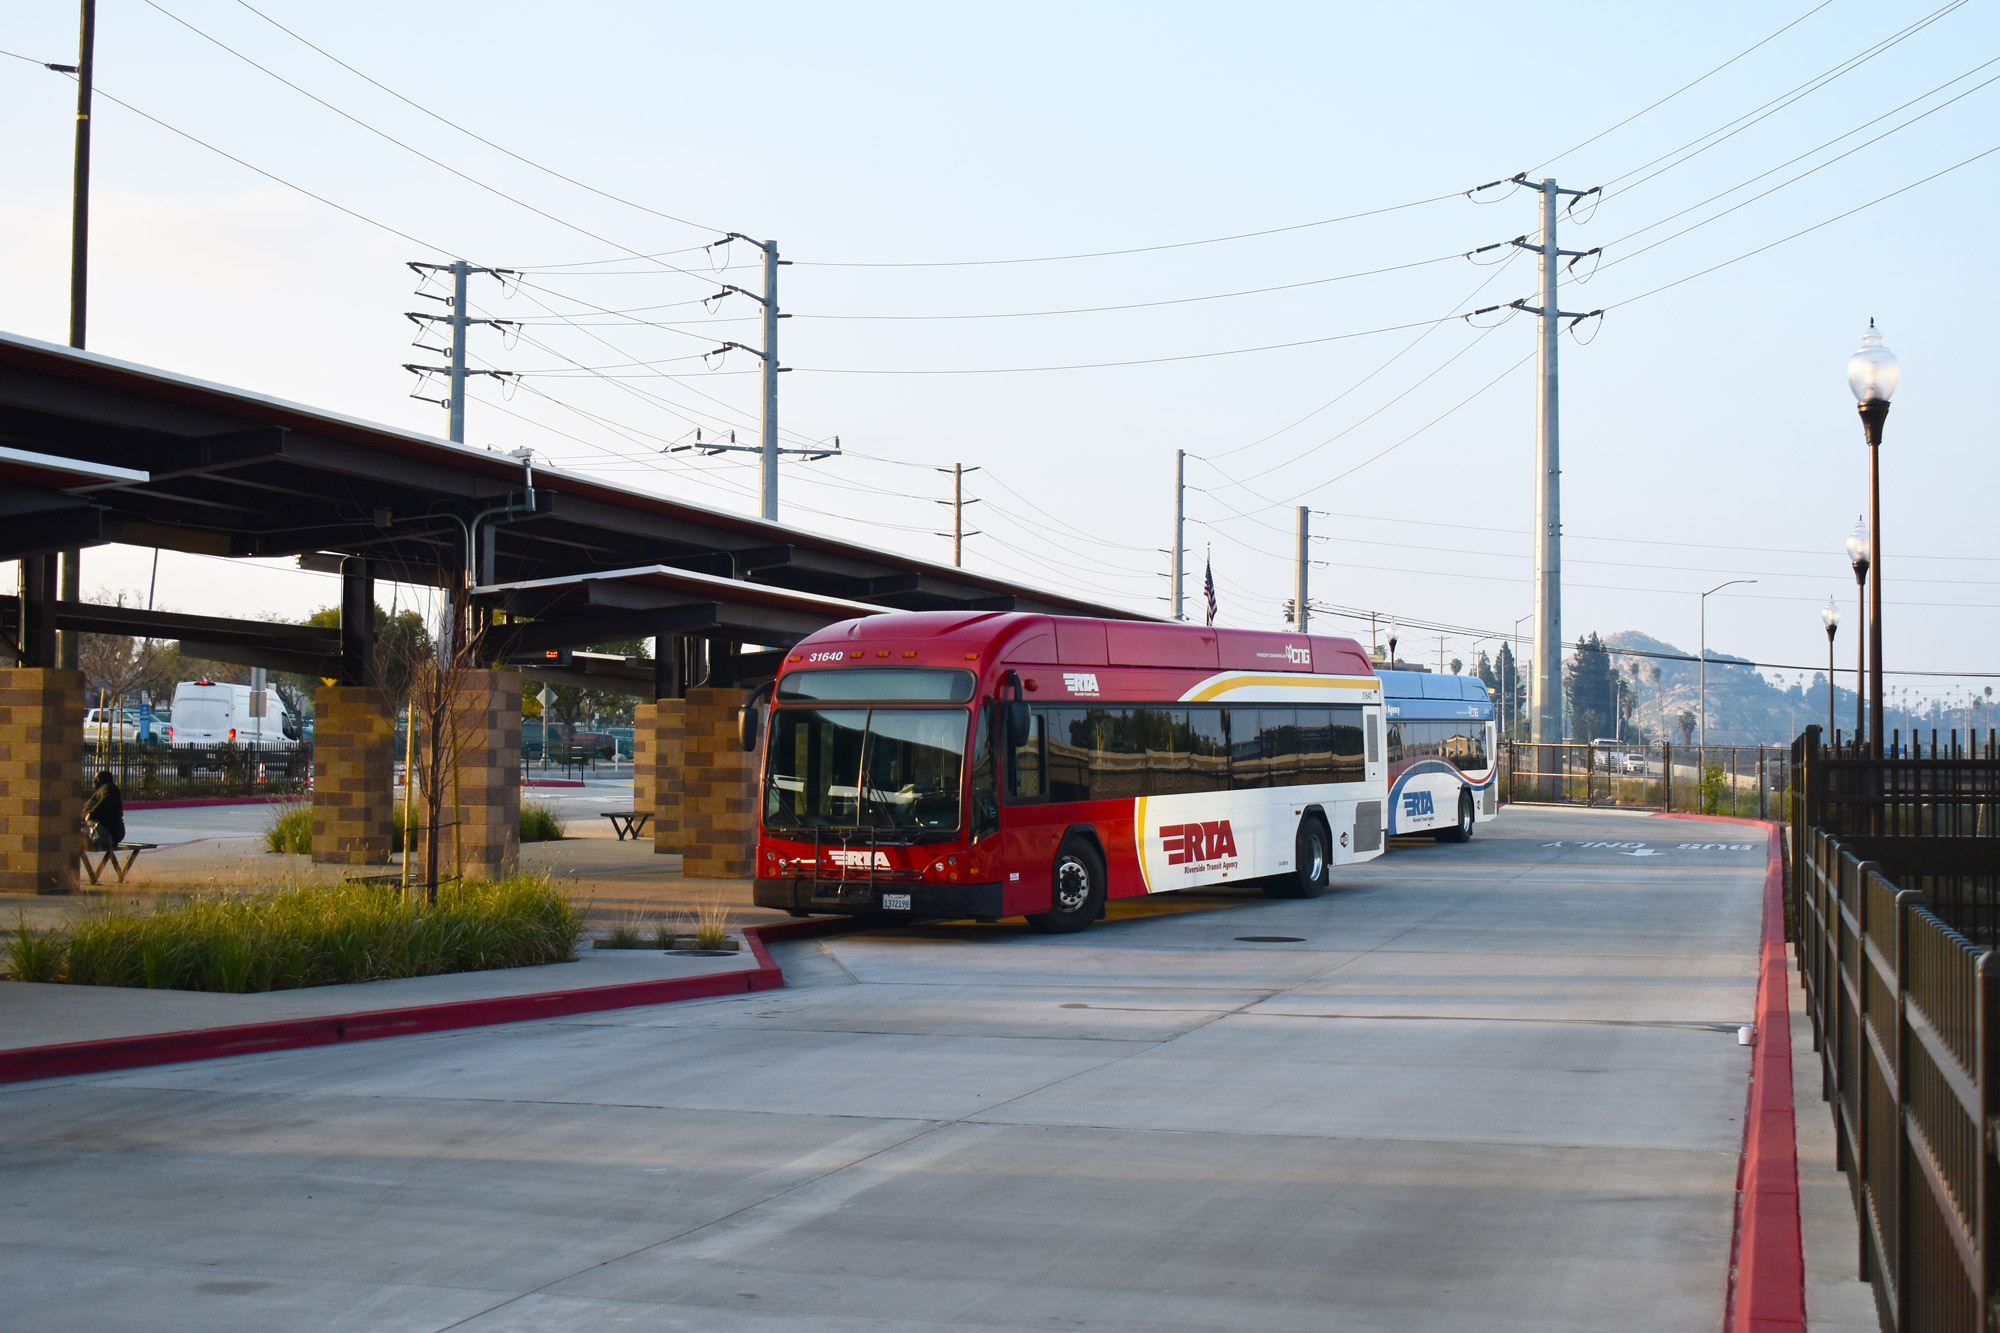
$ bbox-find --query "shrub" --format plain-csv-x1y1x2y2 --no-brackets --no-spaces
265,803,313,854
7,914,66,982
23,877,583,993
602,921,645,949
520,801,565,843
1699,763,1727,815
691,892,732,951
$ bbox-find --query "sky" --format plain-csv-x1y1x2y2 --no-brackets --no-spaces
1,0,1996,714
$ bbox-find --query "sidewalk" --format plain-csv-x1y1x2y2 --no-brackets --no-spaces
1789,957,1878,1330
0,945,762,1054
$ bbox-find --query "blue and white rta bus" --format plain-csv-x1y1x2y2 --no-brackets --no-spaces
1378,670,1498,842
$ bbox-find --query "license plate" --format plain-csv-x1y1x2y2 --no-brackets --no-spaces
881,893,912,911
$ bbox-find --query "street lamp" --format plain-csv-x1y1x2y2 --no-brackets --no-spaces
1846,515,1871,748
1700,578,1757,754
1386,619,1399,670
1847,320,1899,757
1821,597,1840,743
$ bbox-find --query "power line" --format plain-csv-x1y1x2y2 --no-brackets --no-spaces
1526,1,1835,173
1597,1,1971,195
792,194,1461,269
1591,70,2000,280
789,252,1460,321
142,1,726,285
1604,140,2000,312
792,315,1456,376
226,0,729,237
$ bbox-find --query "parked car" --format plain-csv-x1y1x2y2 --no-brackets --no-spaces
1590,740,1648,775
83,707,145,744
166,680,300,751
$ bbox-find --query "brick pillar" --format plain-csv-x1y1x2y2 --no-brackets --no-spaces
680,687,754,878
450,669,522,881
652,698,684,856
0,668,84,894
312,686,394,865
633,702,656,817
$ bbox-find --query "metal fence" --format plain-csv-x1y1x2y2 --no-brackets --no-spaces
1791,728,2000,1332
90,743,312,800
1499,741,1791,816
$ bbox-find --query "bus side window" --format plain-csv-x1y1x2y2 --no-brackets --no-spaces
1183,707,1229,793
1046,708,1091,802
1386,722,1405,764
1009,709,1046,801
970,704,1000,839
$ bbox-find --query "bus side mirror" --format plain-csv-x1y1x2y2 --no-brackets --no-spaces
1006,699,1030,749
739,682,774,752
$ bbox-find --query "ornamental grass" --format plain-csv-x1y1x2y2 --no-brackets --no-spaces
5,877,584,993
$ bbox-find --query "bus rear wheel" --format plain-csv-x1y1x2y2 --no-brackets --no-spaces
1026,839,1104,934
1434,791,1475,843
1266,814,1332,898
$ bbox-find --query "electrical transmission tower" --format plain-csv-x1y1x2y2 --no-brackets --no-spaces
1468,175,1601,747
404,260,518,443
935,464,981,566
693,236,846,522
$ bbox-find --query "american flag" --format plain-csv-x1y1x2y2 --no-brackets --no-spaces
1203,558,1217,627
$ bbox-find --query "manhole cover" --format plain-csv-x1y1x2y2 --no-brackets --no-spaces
1236,935,1305,943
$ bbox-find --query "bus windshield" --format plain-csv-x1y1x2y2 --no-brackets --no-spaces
763,707,969,835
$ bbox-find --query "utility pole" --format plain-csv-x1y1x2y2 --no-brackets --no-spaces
55,0,96,672
404,260,518,443
934,464,981,566
68,0,93,352
1172,450,1186,621
1494,176,1599,749
1293,507,1310,633
699,237,842,523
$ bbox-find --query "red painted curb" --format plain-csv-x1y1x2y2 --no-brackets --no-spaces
522,780,586,789
0,916,859,1086
1673,814,1805,1332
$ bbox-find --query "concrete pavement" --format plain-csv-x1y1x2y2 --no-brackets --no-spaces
0,806,1766,1331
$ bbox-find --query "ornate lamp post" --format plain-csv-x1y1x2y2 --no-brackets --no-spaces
1821,597,1840,742
1386,619,1399,670
1846,516,1871,749
1846,322,1899,757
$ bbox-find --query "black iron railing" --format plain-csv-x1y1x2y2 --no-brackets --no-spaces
1791,730,2000,1332
1499,741,1790,816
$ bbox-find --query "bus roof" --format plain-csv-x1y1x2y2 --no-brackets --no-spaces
1377,669,1494,721
785,611,1376,678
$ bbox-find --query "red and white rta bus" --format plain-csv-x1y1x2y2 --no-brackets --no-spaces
749,611,1392,933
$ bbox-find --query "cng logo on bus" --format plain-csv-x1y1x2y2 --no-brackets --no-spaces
1402,790,1435,819
1160,819,1238,866
826,848,892,870
1062,672,1100,696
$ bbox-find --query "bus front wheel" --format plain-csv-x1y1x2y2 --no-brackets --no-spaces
1026,839,1104,934
1266,814,1332,898
1434,791,1475,843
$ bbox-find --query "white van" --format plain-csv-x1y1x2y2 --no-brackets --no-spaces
166,680,300,751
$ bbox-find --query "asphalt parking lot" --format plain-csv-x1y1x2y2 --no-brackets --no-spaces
0,806,1765,1331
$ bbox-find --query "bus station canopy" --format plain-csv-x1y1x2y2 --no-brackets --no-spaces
0,330,1150,670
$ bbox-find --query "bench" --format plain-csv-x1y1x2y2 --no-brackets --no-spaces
77,842,157,886
603,810,653,841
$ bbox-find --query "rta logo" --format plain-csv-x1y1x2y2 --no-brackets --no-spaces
1402,790,1434,819
1160,819,1238,866
827,848,891,869
1062,672,1100,696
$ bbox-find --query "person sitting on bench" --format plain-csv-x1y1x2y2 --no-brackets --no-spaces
83,770,125,852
